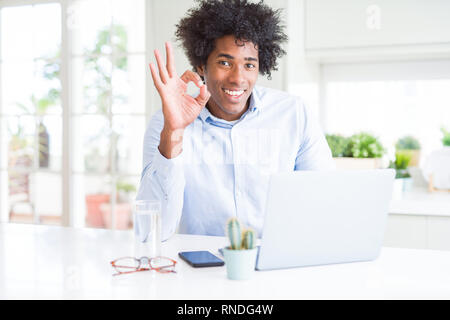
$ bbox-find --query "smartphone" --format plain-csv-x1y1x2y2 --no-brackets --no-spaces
178,251,225,268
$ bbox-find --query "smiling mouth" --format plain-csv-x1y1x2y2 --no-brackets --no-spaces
222,88,246,98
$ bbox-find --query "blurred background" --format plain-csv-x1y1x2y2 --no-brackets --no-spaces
0,0,449,250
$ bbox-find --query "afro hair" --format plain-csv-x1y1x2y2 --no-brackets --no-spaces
175,0,288,79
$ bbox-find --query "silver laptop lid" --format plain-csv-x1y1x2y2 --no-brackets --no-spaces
256,169,395,271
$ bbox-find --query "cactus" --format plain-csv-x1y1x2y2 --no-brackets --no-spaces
226,218,257,250
241,229,257,250
226,218,242,250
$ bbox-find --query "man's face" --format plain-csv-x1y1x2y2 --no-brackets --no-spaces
197,35,259,121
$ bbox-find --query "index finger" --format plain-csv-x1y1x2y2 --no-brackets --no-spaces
165,42,177,78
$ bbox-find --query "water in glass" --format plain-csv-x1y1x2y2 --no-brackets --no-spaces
134,200,161,258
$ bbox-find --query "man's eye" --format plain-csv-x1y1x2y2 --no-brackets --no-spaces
246,63,256,69
219,61,230,66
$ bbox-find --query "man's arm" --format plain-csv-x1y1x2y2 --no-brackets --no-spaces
136,42,210,240
136,110,185,241
159,127,184,159
294,99,336,171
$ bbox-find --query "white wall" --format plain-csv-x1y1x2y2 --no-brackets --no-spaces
285,0,450,128
305,0,450,51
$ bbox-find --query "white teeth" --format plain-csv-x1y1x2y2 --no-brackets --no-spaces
224,89,244,96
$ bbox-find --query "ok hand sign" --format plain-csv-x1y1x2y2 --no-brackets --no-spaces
149,42,210,132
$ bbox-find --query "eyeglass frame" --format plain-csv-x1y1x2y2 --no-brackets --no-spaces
110,256,177,276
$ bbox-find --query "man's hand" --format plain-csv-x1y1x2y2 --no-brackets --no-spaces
149,42,210,132
149,42,210,158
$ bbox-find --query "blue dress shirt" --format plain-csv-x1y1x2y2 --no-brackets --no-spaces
136,86,335,240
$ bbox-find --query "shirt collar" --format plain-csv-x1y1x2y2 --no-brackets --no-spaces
198,87,261,124
249,86,261,113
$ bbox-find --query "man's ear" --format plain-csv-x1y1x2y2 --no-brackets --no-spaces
196,65,205,77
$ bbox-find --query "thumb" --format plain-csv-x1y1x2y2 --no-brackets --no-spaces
195,84,210,107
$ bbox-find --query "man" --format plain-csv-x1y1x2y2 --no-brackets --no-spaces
136,0,335,240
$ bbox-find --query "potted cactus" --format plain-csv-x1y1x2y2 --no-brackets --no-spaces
222,218,258,280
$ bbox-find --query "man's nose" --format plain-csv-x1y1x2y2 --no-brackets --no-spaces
228,65,245,86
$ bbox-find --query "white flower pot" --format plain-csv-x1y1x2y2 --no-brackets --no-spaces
222,247,258,280
392,179,404,200
334,157,383,170
402,177,413,192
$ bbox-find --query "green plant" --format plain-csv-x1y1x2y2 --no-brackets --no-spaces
7,119,34,167
8,125,28,152
116,181,136,203
396,135,421,150
83,24,129,172
389,151,412,179
116,181,136,194
13,50,60,168
441,127,450,147
344,132,385,158
325,134,349,157
84,24,128,115
226,218,257,250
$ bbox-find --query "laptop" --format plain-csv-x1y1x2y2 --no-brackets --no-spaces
254,169,395,271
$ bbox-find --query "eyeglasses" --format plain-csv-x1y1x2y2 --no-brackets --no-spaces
110,256,177,276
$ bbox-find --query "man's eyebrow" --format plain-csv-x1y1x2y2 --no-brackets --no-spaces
217,53,258,62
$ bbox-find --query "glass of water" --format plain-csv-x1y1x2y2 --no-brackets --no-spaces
134,200,161,258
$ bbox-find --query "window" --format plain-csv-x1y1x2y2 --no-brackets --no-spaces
321,60,450,165
70,0,145,229
0,3,62,225
0,0,146,229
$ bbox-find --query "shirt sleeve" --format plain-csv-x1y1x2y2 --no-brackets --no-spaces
135,110,185,241
294,99,336,171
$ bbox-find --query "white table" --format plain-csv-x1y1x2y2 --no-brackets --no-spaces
2,223,450,300
389,187,450,217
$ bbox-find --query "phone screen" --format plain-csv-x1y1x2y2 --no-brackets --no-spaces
178,251,224,267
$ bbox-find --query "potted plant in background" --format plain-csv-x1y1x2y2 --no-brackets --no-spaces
222,218,258,280
88,180,136,229
423,126,450,192
84,23,131,227
116,180,136,203
395,135,421,167
325,134,349,158
9,51,61,220
7,121,35,222
389,151,413,199
327,132,385,169
442,127,450,147
100,181,136,230
15,51,61,169
15,91,60,169
85,193,110,228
